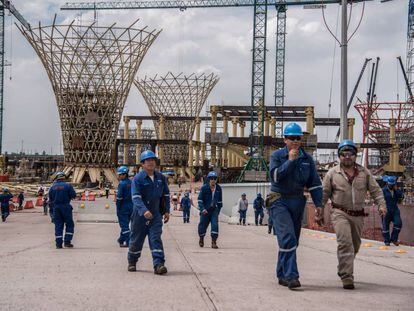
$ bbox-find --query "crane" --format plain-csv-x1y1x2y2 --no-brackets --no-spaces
61,0,368,181
0,0,30,154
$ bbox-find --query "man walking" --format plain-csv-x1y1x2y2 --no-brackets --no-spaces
269,122,323,289
181,192,191,223
116,166,133,247
128,150,170,274
319,140,386,290
198,171,223,249
237,193,248,226
0,188,13,222
48,172,77,248
381,175,404,246
17,192,24,210
253,193,265,226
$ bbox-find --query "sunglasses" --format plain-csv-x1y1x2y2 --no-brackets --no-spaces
286,136,302,141
339,152,356,158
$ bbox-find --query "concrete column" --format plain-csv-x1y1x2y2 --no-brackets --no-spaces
210,105,218,166
347,118,355,141
270,118,276,138
240,122,246,138
123,116,130,165
231,152,236,167
265,115,271,136
135,119,142,164
194,117,201,166
389,118,396,144
305,107,315,134
158,116,165,165
384,118,405,173
201,143,206,164
222,115,229,167
188,141,194,168
231,117,238,137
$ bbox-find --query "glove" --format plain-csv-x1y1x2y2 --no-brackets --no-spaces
163,213,170,224
202,209,208,216
314,207,324,226
378,206,387,217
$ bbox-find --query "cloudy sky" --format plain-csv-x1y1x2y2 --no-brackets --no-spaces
2,0,407,154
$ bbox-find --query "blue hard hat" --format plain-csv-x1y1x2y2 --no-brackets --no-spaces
257,193,262,197
283,123,303,137
55,171,66,180
117,166,129,175
382,175,389,183
140,150,157,163
387,176,397,185
3,187,9,192
207,171,218,179
185,192,190,197
338,139,357,154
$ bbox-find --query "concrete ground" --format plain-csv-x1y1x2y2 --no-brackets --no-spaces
0,203,413,311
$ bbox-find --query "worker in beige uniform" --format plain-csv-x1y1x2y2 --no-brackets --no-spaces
316,140,386,290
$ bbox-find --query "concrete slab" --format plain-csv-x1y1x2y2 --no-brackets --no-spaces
0,207,413,311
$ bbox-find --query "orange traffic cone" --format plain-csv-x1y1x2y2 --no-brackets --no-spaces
88,193,95,201
9,203,15,212
81,194,86,201
35,197,43,206
12,196,18,203
24,200,34,209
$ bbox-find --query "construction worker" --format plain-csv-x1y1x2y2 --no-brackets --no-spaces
237,193,248,225
0,188,13,222
116,166,133,247
43,194,49,215
253,193,265,226
381,176,404,246
172,193,178,210
198,171,223,249
181,192,191,223
48,172,77,248
17,191,24,210
105,185,110,199
319,139,386,290
269,122,323,290
128,150,170,274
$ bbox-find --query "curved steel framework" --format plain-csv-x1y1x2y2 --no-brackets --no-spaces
18,18,160,183
135,72,219,166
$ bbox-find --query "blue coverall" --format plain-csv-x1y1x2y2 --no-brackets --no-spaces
48,180,77,247
253,197,265,226
382,186,404,244
197,183,223,240
0,192,13,222
269,146,323,281
181,196,191,223
128,170,170,267
116,178,133,245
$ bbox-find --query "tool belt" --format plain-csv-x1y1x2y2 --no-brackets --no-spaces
265,192,304,208
332,203,368,217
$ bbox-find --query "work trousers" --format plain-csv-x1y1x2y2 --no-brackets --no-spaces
53,205,75,246
382,209,402,244
183,208,191,223
1,205,10,221
254,209,264,225
117,207,132,245
198,208,219,240
239,210,247,225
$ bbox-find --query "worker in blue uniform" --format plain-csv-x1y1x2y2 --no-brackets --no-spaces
1,188,13,222
128,150,170,274
48,172,77,248
116,166,133,247
269,122,323,290
181,192,191,223
382,176,404,246
253,193,265,226
198,171,223,249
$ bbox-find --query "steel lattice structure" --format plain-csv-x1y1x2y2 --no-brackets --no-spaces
135,72,219,166
18,18,160,183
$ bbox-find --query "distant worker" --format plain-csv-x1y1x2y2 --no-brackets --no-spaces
381,176,404,246
43,195,49,215
269,122,323,290
172,193,178,210
48,172,77,248
253,193,265,226
37,186,45,197
198,171,223,249
181,192,191,223
237,193,248,226
128,150,170,274
105,185,110,199
116,166,133,248
18,191,24,210
0,188,13,222
320,140,386,290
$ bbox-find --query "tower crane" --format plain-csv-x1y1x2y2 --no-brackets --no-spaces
0,0,30,154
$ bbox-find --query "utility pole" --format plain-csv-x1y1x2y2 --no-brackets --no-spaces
340,0,348,141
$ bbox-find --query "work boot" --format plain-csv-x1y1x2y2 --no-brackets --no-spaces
342,278,355,290
64,243,74,248
268,228,272,234
391,240,400,246
128,263,137,272
385,242,391,246
287,279,301,290
211,240,218,249
199,236,204,248
278,279,288,287
56,244,63,249
154,264,168,275
120,243,128,248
